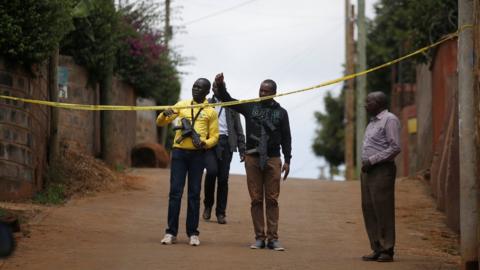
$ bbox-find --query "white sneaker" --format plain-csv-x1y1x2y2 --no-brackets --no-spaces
161,234,176,245
189,235,200,246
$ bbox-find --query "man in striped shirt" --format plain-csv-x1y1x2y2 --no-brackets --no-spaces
360,91,401,263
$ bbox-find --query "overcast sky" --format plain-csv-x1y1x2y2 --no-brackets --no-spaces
172,0,378,179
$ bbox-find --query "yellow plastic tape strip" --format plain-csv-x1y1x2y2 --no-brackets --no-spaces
0,25,473,111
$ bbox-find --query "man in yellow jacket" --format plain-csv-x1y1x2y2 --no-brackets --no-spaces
157,78,219,246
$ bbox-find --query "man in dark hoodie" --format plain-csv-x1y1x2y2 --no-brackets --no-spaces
214,73,292,251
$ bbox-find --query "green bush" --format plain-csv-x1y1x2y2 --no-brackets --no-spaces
60,0,119,85
0,0,73,66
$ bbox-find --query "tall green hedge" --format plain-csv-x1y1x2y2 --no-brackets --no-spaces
0,0,73,66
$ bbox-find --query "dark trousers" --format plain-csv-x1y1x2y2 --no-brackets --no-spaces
203,135,233,217
244,155,282,241
361,162,396,255
166,148,205,237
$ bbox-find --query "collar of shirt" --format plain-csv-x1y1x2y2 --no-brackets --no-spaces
373,109,388,121
191,99,208,105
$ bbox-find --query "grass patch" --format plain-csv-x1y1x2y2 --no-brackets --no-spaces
32,183,65,205
115,164,125,172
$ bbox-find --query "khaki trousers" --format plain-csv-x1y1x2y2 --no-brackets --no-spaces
244,155,282,241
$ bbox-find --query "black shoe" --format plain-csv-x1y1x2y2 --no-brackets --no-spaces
202,207,211,220
377,253,394,262
362,251,381,261
217,215,227,224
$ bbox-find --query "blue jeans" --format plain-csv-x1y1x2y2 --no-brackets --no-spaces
166,149,205,237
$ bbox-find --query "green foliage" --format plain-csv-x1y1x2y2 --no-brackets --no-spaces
60,0,119,85
0,0,73,66
60,1,181,104
367,0,457,92
312,92,345,168
115,3,181,105
33,183,66,205
114,163,125,172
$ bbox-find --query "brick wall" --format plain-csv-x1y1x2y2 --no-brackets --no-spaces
0,60,49,200
0,56,137,200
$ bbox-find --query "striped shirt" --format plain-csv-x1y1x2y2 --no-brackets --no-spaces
361,110,401,165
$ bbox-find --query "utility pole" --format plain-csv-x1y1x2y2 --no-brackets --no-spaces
458,0,479,269
355,0,367,178
160,0,173,146
345,0,356,180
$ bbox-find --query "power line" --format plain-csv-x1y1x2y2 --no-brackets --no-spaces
184,0,261,25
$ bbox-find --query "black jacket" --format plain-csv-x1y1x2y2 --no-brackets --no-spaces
216,84,292,164
208,97,246,155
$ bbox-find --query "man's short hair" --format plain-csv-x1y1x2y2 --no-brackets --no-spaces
369,91,388,109
197,78,211,90
262,79,277,93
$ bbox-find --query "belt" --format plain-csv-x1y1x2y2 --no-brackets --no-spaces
245,149,259,155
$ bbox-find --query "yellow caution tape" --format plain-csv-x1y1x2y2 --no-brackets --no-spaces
0,25,474,111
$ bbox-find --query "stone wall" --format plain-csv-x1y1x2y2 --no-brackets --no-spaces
0,60,49,200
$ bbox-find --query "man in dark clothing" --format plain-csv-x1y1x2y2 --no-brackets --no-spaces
361,91,401,262
214,73,292,251
203,81,246,224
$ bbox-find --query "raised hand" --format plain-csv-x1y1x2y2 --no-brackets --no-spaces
215,73,224,85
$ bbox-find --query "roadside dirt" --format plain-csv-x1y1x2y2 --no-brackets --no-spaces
0,169,459,270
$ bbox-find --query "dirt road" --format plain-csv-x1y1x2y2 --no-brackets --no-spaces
1,169,459,270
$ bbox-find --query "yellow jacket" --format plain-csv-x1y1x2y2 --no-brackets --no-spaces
156,99,219,150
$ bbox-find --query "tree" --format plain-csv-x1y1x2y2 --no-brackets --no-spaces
367,0,457,94
312,92,345,178
116,2,180,105
311,0,458,179
0,0,73,68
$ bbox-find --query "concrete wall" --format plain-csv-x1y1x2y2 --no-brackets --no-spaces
391,83,416,177
136,98,157,144
57,56,100,156
415,64,433,173
399,105,417,177
392,39,460,231
431,39,458,151
427,39,460,232
108,78,137,167
0,60,49,200
57,56,136,167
